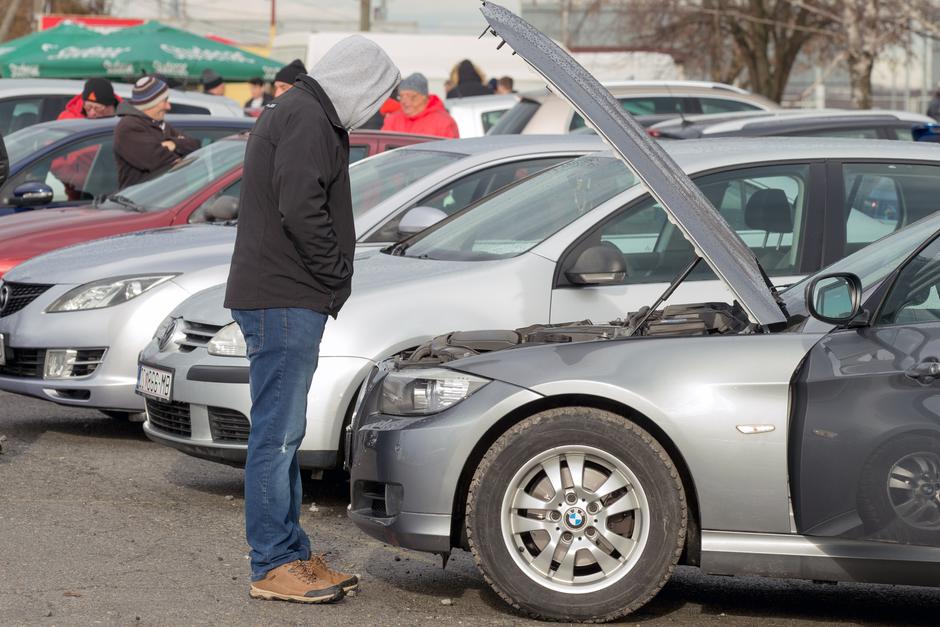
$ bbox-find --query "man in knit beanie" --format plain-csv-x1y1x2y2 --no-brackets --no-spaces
225,35,399,604
272,58,306,97
112,75,200,188
381,72,459,138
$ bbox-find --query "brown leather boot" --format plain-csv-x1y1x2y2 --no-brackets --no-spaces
305,554,361,593
249,560,345,603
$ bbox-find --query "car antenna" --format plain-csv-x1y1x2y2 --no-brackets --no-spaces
627,255,701,336
665,83,691,127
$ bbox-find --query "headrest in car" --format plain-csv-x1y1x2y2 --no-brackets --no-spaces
744,189,793,234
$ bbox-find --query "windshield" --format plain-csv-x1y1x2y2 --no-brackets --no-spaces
350,149,464,217
783,211,940,312
401,155,639,261
5,126,72,165
100,139,246,211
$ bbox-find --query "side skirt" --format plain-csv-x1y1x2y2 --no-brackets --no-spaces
701,530,940,587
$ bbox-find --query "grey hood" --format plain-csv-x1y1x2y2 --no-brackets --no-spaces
480,2,787,329
309,34,401,130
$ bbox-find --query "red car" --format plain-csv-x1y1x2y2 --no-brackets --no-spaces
0,130,433,277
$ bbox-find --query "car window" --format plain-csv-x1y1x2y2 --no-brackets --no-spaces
0,97,44,136
481,108,508,133
877,235,940,325
349,144,370,163
487,98,540,135
698,97,762,114
0,134,112,205
402,156,639,261
843,163,940,256
167,103,210,115
570,97,686,131
188,178,242,224
565,163,810,283
365,156,570,243
3,125,71,164
890,126,916,140
350,149,465,218
187,127,247,147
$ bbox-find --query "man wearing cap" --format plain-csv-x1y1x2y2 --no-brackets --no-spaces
58,77,119,120
225,35,399,605
113,75,200,189
272,59,306,98
381,72,459,138
51,78,121,199
201,68,226,96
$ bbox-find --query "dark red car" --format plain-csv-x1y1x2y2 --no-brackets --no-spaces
0,130,433,277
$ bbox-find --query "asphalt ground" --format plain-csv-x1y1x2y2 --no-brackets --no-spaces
1,390,939,626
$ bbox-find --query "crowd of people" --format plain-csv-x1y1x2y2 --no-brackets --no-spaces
42,55,512,195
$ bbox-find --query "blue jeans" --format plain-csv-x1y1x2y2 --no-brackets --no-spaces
231,307,328,581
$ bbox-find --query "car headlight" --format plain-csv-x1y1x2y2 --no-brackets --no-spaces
207,322,247,357
46,275,176,312
378,367,490,416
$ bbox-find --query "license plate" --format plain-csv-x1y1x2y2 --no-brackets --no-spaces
136,364,173,401
0,333,5,367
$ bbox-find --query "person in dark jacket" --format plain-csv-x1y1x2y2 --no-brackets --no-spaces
928,84,940,122
113,75,200,189
244,77,273,109
446,59,493,98
201,68,226,95
225,35,399,604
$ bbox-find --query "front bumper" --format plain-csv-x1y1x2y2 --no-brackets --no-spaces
348,375,541,552
0,281,192,411
139,339,376,469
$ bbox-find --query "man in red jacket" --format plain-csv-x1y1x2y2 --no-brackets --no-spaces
381,73,458,138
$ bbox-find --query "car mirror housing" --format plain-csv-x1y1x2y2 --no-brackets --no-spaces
9,181,54,207
806,272,863,325
205,195,239,222
398,206,448,236
565,243,627,285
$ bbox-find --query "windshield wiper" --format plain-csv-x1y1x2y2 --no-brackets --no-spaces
386,240,412,256
108,194,146,212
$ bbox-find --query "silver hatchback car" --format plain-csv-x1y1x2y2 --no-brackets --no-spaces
347,4,940,622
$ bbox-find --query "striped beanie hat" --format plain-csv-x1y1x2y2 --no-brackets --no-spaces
130,75,169,110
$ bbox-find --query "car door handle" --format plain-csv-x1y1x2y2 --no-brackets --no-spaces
905,361,940,382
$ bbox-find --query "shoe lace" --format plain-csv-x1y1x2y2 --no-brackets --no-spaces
288,560,322,584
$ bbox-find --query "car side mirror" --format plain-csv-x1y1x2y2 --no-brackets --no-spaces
398,206,448,236
806,272,862,325
9,182,54,207
204,195,239,222
565,244,627,285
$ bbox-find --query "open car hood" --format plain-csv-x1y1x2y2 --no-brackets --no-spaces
480,2,787,328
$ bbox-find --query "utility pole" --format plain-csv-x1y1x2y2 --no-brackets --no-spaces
270,0,276,46
360,0,371,32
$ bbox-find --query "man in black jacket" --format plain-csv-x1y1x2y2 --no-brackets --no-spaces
225,35,399,604
113,75,200,189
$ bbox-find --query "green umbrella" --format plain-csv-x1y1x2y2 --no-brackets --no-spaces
0,23,100,78
1,21,281,82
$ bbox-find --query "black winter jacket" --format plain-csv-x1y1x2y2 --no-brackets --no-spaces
446,60,493,99
224,76,354,317
113,103,200,188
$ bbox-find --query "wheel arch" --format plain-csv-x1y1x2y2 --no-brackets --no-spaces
450,393,702,566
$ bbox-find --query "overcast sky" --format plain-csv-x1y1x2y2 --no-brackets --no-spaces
111,0,523,36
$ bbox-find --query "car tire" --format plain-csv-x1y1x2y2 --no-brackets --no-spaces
857,433,940,544
466,407,686,623
99,410,146,423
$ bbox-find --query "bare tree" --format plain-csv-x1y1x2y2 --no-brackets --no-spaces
2,0,112,42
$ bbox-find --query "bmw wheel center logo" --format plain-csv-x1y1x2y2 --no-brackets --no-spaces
565,507,586,529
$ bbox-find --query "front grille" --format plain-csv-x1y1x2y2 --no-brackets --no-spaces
208,406,251,442
0,283,53,318
0,348,43,377
146,398,192,437
0,348,105,379
176,320,224,352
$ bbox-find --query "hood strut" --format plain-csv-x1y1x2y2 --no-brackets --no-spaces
627,256,701,337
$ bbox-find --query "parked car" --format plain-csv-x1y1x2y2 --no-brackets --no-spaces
648,108,940,140
0,135,599,418
488,80,780,134
133,132,940,471
0,115,254,214
0,130,432,278
0,132,7,189
344,5,940,622
445,94,517,137
0,78,244,136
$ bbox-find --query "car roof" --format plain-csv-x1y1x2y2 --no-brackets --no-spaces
17,114,254,134
700,109,935,135
394,133,605,157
